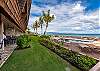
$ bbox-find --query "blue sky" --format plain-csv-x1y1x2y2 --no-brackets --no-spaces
28,0,100,34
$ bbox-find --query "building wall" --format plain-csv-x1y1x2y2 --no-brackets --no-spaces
1,13,23,37
0,0,31,32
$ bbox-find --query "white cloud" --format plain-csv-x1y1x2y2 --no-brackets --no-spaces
28,2,99,34
99,8,100,26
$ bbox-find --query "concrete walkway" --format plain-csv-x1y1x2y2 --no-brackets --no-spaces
0,44,17,68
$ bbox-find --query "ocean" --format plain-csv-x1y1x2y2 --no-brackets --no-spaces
62,34,100,37
47,32,100,37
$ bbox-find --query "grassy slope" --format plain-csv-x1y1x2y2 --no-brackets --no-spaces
0,36,80,71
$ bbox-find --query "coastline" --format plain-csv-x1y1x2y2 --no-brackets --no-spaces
47,33,100,37
51,35,100,59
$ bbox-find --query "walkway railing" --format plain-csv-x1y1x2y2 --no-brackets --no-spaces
0,39,3,60
0,36,17,60
4,36,17,46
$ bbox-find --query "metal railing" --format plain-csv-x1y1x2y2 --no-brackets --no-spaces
4,36,17,46
0,36,17,60
0,39,3,60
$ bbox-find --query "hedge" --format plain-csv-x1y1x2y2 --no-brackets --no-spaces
39,38,98,71
16,35,31,49
40,35,51,39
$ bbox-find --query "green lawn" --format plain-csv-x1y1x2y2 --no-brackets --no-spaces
0,36,80,71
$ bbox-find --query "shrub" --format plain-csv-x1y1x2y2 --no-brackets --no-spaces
40,35,50,39
16,35,31,49
39,38,98,71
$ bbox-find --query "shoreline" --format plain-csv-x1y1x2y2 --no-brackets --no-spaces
49,34,100,38
52,36,100,59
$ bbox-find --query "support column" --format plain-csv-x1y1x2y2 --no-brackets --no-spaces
0,14,2,36
0,14,4,50
13,27,16,36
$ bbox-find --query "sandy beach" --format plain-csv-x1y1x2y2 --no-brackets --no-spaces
52,36,100,59
93,40,100,47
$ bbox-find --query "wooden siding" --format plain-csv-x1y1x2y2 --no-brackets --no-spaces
0,0,31,32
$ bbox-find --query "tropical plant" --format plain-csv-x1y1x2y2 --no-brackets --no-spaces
39,16,44,34
39,38,98,71
33,24,36,33
16,35,31,49
42,10,54,35
33,20,40,34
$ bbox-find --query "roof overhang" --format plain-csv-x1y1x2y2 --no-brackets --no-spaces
0,6,24,32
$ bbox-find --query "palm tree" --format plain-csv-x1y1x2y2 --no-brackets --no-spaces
26,27,30,34
33,24,36,33
42,10,54,35
33,20,40,34
39,16,44,34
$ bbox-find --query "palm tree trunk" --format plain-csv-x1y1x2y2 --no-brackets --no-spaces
34,29,35,34
36,28,37,34
41,25,43,35
44,23,48,35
